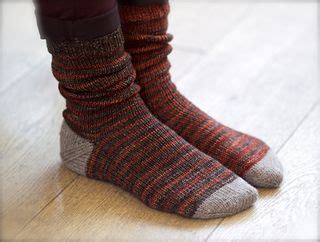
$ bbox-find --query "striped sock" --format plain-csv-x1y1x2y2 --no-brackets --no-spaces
119,3,283,188
49,28,257,218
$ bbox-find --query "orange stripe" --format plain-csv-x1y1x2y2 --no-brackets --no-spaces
229,138,260,172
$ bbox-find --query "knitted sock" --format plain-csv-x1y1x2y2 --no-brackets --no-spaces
119,3,283,188
50,28,257,218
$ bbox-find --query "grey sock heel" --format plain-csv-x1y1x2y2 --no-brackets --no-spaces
60,121,93,176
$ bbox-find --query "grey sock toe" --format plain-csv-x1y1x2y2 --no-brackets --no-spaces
244,149,283,188
193,177,258,219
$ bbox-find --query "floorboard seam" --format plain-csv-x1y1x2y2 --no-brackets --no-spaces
13,174,80,239
276,99,319,154
204,218,224,241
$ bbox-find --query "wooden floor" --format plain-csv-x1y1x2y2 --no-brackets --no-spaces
1,0,319,241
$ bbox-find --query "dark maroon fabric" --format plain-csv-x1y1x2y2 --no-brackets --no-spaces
33,0,169,40
35,0,116,20
34,0,120,40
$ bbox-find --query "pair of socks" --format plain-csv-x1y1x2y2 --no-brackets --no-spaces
50,2,283,219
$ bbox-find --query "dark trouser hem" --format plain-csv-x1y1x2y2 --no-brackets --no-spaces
35,5,120,40
34,0,116,20
118,0,168,5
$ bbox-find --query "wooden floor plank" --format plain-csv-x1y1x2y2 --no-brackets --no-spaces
169,1,251,51
169,48,203,83
0,63,78,239
15,177,222,241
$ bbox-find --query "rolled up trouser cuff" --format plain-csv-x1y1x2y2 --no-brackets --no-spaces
35,5,121,40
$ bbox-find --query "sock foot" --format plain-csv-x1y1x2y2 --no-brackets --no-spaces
60,120,257,219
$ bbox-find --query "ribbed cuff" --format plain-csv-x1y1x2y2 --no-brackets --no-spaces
118,0,168,6
35,5,121,40
119,3,169,23
46,28,124,57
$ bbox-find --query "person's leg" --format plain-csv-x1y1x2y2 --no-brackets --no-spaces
119,1,283,188
35,0,116,20
32,0,258,218
34,0,119,40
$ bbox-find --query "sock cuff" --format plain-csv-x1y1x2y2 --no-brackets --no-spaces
119,3,169,23
118,0,168,6
46,28,124,58
35,4,121,40
48,27,141,139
